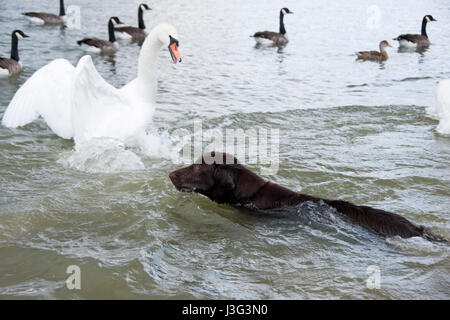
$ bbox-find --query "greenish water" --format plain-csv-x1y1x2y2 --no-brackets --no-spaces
0,0,449,299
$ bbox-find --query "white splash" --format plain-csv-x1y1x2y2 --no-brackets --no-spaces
430,80,450,134
134,129,174,159
57,128,180,173
58,138,145,173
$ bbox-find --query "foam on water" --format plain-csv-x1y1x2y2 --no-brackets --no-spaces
58,138,145,173
56,129,180,173
431,80,450,134
134,129,174,159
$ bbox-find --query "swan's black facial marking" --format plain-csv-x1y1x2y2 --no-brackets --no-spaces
169,35,179,47
168,35,182,63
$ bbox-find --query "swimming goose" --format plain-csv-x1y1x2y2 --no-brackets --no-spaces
115,3,151,41
394,15,437,47
23,0,66,25
77,17,124,53
356,40,391,61
2,24,182,145
252,8,293,46
0,30,30,77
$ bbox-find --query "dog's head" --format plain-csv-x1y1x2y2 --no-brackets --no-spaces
169,152,266,205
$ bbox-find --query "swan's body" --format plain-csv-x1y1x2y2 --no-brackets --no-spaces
0,30,29,77
435,80,450,134
356,40,391,61
23,0,66,25
115,3,151,41
2,24,182,144
394,15,437,47
252,8,293,46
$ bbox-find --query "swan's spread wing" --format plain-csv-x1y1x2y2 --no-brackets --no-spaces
71,55,128,142
2,59,75,139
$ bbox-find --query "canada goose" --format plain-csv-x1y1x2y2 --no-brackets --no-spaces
23,0,66,25
77,17,124,53
356,40,391,61
0,30,30,77
252,8,293,46
115,3,151,41
3,24,182,144
394,15,437,47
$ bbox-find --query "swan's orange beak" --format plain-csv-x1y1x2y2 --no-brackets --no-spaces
168,36,182,64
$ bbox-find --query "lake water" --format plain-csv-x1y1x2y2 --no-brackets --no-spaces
0,0,449,299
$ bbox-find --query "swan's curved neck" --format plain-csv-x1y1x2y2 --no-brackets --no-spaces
59,0,65,16
137,32,163,100
11,34,19,61
421,17,428,37
279,12,286,35
108,20,117,42
138,7,146,29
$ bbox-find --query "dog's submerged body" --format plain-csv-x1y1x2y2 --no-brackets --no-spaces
169,152,444,242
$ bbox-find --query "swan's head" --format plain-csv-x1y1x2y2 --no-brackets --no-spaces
154,24,182,64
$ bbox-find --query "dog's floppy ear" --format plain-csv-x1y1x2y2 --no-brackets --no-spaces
211,164,238,204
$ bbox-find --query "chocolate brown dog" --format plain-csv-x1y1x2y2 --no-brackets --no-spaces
170,152,444,241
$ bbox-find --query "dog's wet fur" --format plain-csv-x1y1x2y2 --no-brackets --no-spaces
170,152,445,242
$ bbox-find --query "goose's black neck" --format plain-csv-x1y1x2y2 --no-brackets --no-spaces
421,17,428,37
279,11,286,35
11,34,19,62
108,20,116,42
138,7,146,29
59,0,65,16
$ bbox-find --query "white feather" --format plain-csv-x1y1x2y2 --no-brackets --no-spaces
116,31,133,40
255,37,274,46
2,59,75,138
70,55,150,144
26,16,45,25
0,67,9,77
398,39,417,47
79,44,102,53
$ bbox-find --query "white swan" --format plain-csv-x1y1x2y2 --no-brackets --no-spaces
435,80,450,134
2,24,182,144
